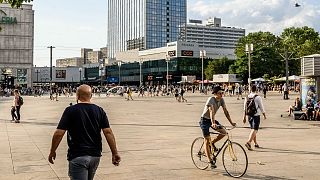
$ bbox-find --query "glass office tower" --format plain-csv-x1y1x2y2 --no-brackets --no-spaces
107,0,187,59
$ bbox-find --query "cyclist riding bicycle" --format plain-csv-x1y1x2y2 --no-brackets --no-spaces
199,86,236,168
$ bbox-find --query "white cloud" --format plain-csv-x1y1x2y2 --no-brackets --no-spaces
188,0,320,34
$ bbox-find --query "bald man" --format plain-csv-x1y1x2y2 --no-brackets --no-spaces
48,84,121,180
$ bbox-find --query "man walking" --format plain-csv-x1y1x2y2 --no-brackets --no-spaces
243,85,266,150
48,84,121,180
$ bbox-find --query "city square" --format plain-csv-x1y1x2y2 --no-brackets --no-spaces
1,92,320,179
1,0,320,179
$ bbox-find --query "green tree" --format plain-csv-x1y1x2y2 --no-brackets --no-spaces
230,31,283,82
0,0,32,8
204,57,233,80
279,26,320,75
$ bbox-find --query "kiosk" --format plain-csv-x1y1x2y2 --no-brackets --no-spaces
300,54,320,107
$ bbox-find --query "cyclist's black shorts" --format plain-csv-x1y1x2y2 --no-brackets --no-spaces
199,117,222,137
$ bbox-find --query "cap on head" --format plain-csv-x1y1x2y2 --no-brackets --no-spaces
212,86,223,94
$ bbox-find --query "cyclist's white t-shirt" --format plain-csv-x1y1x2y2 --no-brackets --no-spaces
201,97,225,119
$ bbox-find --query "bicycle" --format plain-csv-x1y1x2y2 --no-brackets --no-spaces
191,125,248,178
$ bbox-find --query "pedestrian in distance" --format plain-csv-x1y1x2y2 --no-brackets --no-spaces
126,87,134,100
48,84,121,180
243,85,266,150
11,89,23,123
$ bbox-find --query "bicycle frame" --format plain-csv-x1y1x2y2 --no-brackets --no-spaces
209,126,234,158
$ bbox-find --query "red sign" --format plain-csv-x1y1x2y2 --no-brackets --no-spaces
148,76,153,80
181,50,194,57
166,75,172,79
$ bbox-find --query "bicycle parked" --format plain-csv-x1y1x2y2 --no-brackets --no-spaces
191,125,248,178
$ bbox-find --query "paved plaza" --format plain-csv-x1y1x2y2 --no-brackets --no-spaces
0,91,320,180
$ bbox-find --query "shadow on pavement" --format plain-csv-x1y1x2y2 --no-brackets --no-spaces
242,174,297,180
255,147,320,156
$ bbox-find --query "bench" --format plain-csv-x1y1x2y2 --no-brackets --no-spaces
293,111,304,120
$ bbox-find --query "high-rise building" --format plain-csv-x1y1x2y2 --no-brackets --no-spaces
81,48,93,64
107,0,187,59
180,17,245,50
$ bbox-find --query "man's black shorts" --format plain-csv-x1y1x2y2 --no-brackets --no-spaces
248,115,260,130
199,117,222,137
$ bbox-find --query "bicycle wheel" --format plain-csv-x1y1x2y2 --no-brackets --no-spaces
222,141,248,178
191,137,209,170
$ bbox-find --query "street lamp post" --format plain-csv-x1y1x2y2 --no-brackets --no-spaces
139,59,143,87
245,44,253,92
279,46,293,100
165,55,171,94
200,50,206,93
35,69,40,84
79,68,82,84
118,61,122,86
99,59,104,86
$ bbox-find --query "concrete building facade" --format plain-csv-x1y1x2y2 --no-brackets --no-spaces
87,51,102,64
32,67,82,83
56,57,84,67
0,3,34,87
180,18,245,50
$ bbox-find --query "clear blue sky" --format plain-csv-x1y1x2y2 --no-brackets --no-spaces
30,0,320,67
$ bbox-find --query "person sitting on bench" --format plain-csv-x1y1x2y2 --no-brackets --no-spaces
313,100,320,120
288,97,302,116
299,99,314,120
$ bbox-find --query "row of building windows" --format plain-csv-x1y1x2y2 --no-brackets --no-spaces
187,28,244,33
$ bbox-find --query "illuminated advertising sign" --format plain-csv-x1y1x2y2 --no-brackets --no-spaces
56,70,66,79
0,9,17,24
181,50,194,57
167,50,176,57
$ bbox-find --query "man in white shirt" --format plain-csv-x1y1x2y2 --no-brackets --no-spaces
243,85,267,150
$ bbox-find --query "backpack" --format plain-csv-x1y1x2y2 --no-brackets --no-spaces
18,96,24,106
246,95,258,116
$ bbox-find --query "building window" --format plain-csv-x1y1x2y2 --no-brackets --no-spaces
167,18,169,21
167,29,169,32
167,23,169,26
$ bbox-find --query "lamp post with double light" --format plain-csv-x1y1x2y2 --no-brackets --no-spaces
139,59,143,87
245,43,253,92
200,50,206,93
165,55,171,94
118,61,122,86
79,68,82,84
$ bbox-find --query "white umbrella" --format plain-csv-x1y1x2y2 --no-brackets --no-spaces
251,78,265,82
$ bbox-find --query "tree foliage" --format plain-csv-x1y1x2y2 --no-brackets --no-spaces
0,0,32,8
204,57,233,80
230,27,320,83
230,31,283,82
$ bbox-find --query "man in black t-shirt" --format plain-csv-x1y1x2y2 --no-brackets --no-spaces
48,84,121,180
